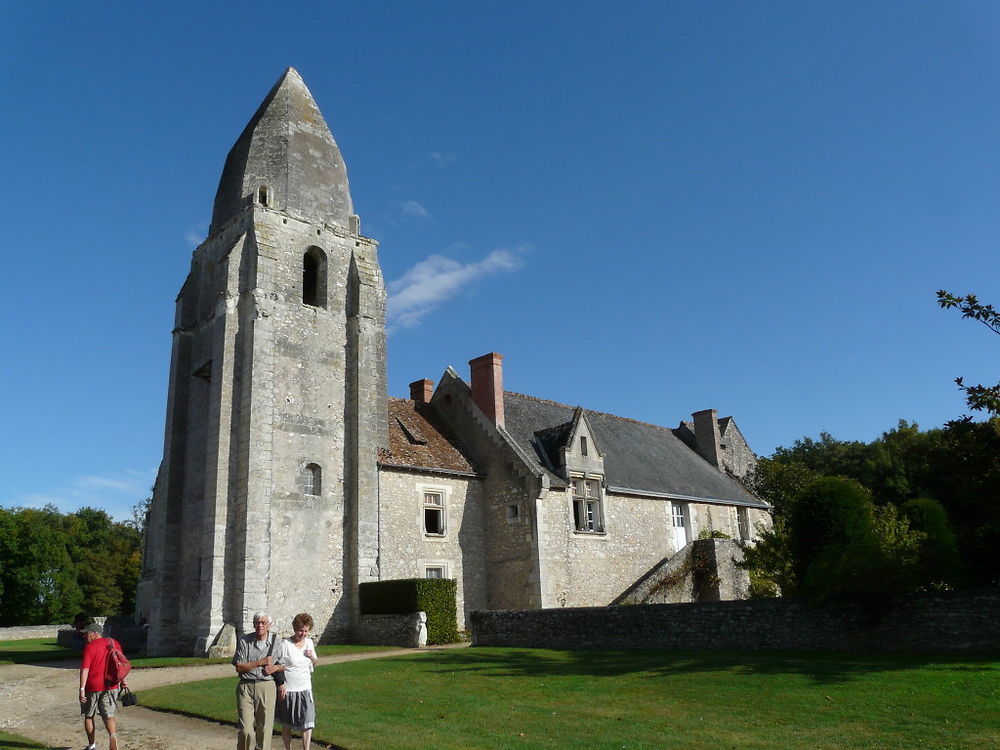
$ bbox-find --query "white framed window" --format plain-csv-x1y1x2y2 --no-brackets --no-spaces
572,477,604,533
302,463,321,496
423,489,446,536
421,560,451,579
672,502,690,549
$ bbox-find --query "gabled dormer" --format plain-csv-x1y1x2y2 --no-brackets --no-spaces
530,407,608,534
561,407,605,478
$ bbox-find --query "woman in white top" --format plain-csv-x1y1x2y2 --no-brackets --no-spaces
275,612,320,750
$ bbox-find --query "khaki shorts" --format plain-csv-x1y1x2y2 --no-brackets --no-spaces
81,690,117,719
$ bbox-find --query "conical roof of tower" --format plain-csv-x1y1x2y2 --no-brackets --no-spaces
210,68,353,233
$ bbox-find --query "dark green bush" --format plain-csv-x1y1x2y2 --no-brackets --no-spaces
359,578,458,644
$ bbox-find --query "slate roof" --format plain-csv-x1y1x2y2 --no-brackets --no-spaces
503,392,765,507
379,398,478,476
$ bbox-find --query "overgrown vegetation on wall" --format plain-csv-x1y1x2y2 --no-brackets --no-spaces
743,419,999,600
360,578,459,644
0,504,144,626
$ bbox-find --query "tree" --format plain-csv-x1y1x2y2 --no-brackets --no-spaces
900,497,962,587
936,290,1000,415
788,477,883,600
0,504,145,625
922,418,1000,586
740,459,822,597
771,432,871,484
0,506,83,625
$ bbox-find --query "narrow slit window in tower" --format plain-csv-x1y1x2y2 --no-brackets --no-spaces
302,247,327,308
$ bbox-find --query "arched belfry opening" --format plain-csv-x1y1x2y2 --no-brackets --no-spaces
302,246,327,308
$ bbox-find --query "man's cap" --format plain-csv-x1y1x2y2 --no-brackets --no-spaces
84,623,103,634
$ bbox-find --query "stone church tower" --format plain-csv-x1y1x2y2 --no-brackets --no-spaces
137,68,387,655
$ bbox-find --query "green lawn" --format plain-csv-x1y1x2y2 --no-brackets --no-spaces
133,643,394,668
0,637,392,668
0,639,77,664
0,730,51,749
137,647,1000,749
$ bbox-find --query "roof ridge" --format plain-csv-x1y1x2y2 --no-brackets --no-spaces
505,391,677,434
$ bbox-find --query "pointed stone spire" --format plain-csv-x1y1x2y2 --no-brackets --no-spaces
210,67,354,233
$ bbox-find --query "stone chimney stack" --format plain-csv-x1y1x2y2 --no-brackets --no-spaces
469,352,505,428
692,408,722,468
409,379,434,403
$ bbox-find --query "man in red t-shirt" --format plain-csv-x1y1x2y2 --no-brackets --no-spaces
79,623,127,750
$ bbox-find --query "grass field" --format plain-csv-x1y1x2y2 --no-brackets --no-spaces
137,647,1000,750
0,638,392,668
0,639,76,665
0,729,50,749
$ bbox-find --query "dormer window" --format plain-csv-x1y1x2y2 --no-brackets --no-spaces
580,436,588,456
572,477,604,533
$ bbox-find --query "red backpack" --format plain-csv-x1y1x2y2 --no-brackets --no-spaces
106,639,131,685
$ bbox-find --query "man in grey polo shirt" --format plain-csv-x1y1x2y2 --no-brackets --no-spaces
233,611,281,750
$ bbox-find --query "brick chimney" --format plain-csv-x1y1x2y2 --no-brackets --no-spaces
692,408,722,468
409,378,434,403
469,352,504,428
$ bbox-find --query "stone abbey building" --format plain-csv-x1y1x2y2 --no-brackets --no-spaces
137,69,770,655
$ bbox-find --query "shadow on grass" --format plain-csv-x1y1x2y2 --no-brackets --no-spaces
385,647,999,685
0,640,79,669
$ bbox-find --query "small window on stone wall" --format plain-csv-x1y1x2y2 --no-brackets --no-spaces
424,565,446,579
302,463,322,496
423,491,445,535
257,186,270,206
737,506,751,541
302,247,327,308
506,504,520,522
580,436,588,456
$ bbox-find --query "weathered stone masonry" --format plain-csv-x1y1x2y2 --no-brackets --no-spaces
471,589,1000,653
139,68,773,656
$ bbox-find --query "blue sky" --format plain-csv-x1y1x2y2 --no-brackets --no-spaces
3,2,1000,520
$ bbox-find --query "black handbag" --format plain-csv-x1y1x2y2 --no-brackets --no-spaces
119,686,138,707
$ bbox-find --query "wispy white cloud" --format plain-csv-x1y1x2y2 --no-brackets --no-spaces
401,200,430,219
185,223,208,247
428,151,456,165
13,469,156,522
387,247,526,330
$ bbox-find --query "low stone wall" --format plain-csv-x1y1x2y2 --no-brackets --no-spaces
0,623,71,641
355,612,427,648
53,616,148,654
471,589,1000,653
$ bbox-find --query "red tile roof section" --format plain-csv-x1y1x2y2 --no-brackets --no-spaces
379,398,478,475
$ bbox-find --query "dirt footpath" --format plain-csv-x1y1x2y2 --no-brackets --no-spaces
0,649,415,750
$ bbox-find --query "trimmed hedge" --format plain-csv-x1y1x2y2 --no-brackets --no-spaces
359,578,459,644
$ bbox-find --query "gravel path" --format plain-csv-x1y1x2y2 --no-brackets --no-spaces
0,649,418,750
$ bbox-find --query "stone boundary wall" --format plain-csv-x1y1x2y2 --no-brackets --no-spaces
355,612,427,648
0,623,72,641
470,589,1000,653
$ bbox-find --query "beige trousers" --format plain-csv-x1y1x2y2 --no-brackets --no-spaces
236,679,276,750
